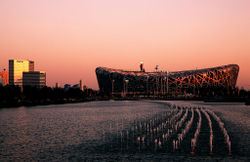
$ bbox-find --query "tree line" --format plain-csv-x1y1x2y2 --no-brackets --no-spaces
0,85,98,108
0,84,249,108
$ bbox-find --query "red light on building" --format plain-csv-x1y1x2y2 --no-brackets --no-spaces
0,69,9,85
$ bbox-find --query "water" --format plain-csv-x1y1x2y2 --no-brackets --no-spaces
0,100,249,161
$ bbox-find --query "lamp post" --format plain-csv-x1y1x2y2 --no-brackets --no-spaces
155,77,159,98
112,79,115,97
126,79,129,97
123,79,125,97
124,79,129,97
166,71,169,96
164,76,166,96
160,70,163,96
193,82,196,97
147,76,149,97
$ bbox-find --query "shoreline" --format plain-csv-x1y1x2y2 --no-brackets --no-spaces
1,97,248,109
0,98,110,109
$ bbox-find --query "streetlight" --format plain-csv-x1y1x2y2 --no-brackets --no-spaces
164,76,166,96
160,70,163,96
154,65,159,98
125,80,129,95
155,76,159,98
112,79,115,97
146,76,149,97
123,79,129,97
166,71,169,96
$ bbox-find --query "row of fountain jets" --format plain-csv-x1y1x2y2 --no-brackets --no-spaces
102,103,232,156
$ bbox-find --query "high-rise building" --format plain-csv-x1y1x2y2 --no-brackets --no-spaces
29,61,34,72
0,69,8,85
9,60,34,86
23,71,46,88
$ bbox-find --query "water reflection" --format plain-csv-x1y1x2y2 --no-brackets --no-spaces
0,100,249,161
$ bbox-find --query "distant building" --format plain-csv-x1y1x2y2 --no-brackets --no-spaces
64,81,85,91
96,64,239,96
0,69,8,85
55,83,60,88
72,84,79,89
23,71,46,88
0,78,5,86
9,60,34,86
140,62,145,72
80,80,83,91
64,84,71,90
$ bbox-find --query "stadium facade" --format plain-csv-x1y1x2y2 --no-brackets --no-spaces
95,64,239,96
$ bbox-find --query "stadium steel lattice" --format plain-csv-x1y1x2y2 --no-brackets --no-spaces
95,64,239,96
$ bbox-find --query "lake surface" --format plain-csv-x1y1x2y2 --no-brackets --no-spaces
0,100,249,161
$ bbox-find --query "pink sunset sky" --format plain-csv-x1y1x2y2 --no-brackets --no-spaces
0,0,249,90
